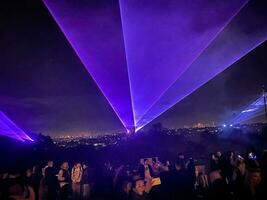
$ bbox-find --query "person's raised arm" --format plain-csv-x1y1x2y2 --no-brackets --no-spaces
58,169,65,181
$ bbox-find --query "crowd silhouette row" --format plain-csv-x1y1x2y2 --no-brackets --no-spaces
1,149,267,200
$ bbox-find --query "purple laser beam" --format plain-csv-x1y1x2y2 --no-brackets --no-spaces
0,121,23,141
0,111,33,141
136,0,267,130
136,40,266,131
231,93,267,124
43,0,135,129
43,0,266,133
119,0,248,123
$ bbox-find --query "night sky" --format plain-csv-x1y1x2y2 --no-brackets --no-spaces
0,0,267,136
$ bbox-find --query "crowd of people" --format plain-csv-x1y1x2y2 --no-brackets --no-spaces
1,148,267,200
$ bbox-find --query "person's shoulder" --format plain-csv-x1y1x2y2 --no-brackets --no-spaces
143,192,150,200
45,166,53,172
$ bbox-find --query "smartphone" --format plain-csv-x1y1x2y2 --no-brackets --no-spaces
248,152,257,160
151,177,161,186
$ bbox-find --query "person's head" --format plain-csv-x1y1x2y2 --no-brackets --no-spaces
61,162,69,170
133,174,142,181
216,151,222,158
175,158,185,170
175,163,182,171
249,169,261,186
74,162,81,168
237,160,246,173
188,157,194,165
209,170,222,183
122,179,132,194
105,161,111,168
166,160,170,166
143,159,149,165
160,160,170,171
143,158,151,166
126,169,132,176
178,153,185,160
83,163,88,169
32,165,41,174
26,169,32,177
211,154,219,161
133,178,145,196
47,160,53,167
